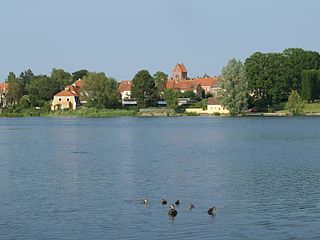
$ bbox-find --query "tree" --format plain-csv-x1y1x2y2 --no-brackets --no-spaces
82,72,120,108
6,72,23,105
19,69,34,94
27,75,60,106
286,90,305,115
220,59,248,116
283,48,320,91
72,69,88,81
154,71,168,98
131,70,158,108
164,89,178,109
244,52,289,107
51,68,73,90
301,70,319,102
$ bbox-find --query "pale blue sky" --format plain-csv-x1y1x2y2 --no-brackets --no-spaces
1,0,319,81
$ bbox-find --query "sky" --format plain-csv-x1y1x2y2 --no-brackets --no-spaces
1,0,320,81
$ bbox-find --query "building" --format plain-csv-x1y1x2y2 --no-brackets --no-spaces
207,97,229,114
0,82,8,109
166,63,221,95
51,80,82,111
119,80,137,106
185,97,229,115
172,63,187,82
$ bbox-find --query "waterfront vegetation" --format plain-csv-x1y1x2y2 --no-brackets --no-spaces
1,48,320,117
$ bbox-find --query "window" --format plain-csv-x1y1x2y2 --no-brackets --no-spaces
58,98,62,101
67,98,69,102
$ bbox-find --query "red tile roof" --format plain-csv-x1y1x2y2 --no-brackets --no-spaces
119,80,132,93
207,97,221,105
166,77,219,91
0,82,9,91
55,90,77,97
54,79,82,97
177,63,187,73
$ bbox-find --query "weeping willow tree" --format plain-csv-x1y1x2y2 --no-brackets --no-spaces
219,59,248,116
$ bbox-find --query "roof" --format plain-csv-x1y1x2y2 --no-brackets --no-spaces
174,63,187,73
119,80,132,93
0,82,9,91
54,90,78,97
166,77,219,91
207,97,221,105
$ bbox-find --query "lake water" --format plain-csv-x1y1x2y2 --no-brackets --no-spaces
0,117,320,240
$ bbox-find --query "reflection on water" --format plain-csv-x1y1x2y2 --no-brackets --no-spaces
0,117,320,239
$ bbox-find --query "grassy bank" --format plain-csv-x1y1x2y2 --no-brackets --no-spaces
0,107,138,118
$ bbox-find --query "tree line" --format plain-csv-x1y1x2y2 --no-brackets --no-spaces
219,48,320,115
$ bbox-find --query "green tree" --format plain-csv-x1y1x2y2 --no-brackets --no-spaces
27,75,60,106
164,89,178,109
286,90,305,115
301,70,319,102
283,48,320,91
131,70,158,108
72,69,88,81
6,72,23,105
82,72,120,108
51,68,73,90
19,69,34,94
220,59,248,116
154,71,168,98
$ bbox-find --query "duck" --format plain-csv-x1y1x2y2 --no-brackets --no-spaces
141,199,148,204
161,199,167,205
175,200,180,206
168,204,177,217
207,206,216,216
188,204,195,210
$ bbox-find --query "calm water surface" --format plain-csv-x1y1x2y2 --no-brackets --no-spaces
0,117,320,239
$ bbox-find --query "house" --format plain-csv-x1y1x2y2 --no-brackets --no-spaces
51,79,82,111
0,82,9,109
185,97,229,115
119,80,132,100
207,97,229,114
119,80,137,106
166,63,221,95
172,63,187,82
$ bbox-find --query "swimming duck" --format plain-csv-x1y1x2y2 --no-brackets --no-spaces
161,199,167,205
175,200,180,206
207,206,216,216
141,199,148,204
189,204,195,210
168,204,177,217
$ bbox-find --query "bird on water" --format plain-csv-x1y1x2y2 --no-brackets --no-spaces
141,199,148,204
161,199,167,205
207,206,216,216
168,204,177,217
175,200,180,206
189,204,195,210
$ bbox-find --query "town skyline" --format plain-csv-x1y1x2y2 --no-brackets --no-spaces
1,0,320,82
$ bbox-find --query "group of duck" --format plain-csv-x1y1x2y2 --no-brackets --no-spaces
141,199,216,217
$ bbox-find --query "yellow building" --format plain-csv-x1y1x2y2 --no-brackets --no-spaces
185,97,229,115
51,80,82,111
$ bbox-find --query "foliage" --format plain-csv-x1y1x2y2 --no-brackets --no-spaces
6,72,24,105
72,69,88,81
219,58,248,116
244,48,320,108
19,95,31,108
131,70,158,108
82,72,120,109
27,75,60,106
164,89,178,109
286,90,305,115
154,71,168,98
51,68,73,90
301,70,320,102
